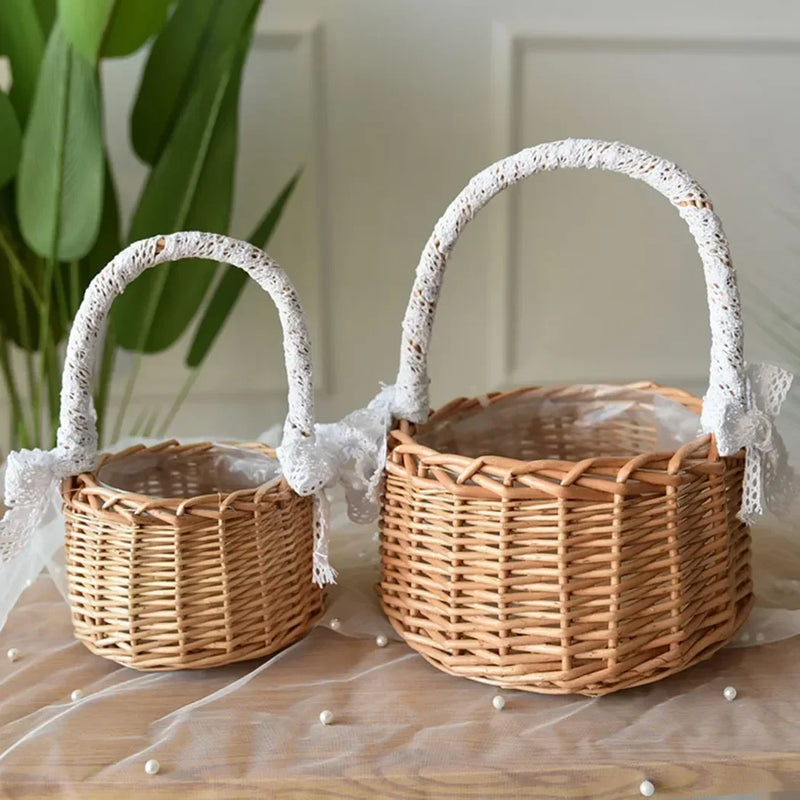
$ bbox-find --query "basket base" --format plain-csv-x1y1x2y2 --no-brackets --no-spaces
380,593,753,696
379,383,753,697
72,600,325,672
62,441,324,672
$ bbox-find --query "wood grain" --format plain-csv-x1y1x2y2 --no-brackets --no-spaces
1,574,799,800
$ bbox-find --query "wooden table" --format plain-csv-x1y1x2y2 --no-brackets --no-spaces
1,570,799,800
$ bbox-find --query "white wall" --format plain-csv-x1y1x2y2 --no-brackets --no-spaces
11,0,800,445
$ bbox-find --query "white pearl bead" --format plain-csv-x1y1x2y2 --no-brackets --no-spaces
756,632,765,643
376,634,388,648
492,694,506,711
330,617,342,631
319,709,334,726
372,532,380,542
739,631,750,642
70,689,83,702
25,578,33,588
6,648,20,662
639,779,655,797
723,685,737,702
144,759,160,775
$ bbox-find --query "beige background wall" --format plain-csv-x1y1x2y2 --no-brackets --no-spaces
8,0,800,446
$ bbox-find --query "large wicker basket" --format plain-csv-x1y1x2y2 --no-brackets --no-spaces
57,232,324,670
379,140,754,695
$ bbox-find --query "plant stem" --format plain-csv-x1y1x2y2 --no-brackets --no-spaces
47,340,61,445
53,265,70,333
111,350,143,443
129,405,148,438
155,369,199,438
0,230,45,307
142,406,161,438
0,336,31,448
0,227,40,445
24,352,39,447
69,260,80,316
37,258,59,447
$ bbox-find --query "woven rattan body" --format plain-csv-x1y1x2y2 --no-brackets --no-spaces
62,442,323,671
379,385,750,695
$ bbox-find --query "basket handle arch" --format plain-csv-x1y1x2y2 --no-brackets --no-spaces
57,231,319,488
392,138,745,427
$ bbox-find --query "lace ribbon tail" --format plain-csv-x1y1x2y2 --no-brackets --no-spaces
1,448,66,566
311,490,337,587
0,503,48,565
730,362,795,524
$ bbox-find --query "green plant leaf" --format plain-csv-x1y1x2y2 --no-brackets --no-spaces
16,26,104,261
130,0,261,165
0,0,46,124
113,34,255,353
34,0,57,35
78,157,121,294
186,170,301,368
58,0,173,63
0,93,22,189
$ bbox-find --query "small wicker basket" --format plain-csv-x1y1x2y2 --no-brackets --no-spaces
57,232,324,670
379,140,754,695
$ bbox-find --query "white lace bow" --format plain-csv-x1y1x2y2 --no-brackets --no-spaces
277,386,396,585
0,447,75,565
0,390,397,587
0,434,346,587
703,362,795,524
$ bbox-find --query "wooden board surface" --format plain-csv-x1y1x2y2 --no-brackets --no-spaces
1,575,799,800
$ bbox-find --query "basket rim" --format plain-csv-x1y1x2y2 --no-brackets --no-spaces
62,439,288,513
387,382,745,500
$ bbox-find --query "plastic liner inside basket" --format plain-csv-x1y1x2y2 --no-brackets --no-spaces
96,444,282,498
414,385,703,462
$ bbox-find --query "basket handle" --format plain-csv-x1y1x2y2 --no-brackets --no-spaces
57,231,317,473
392,139,745,424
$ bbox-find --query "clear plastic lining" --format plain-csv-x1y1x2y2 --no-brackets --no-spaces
416,385,702,461
96,443,282,497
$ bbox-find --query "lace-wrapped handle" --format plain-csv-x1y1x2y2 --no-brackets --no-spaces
57,231,317,472
393,138,745,422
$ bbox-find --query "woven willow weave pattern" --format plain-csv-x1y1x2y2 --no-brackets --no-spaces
380,386,750,695
50,233,325,669
380,140,754,694
63,442,323,671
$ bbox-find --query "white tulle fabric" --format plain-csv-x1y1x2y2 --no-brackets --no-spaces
0,233,339,585
2,496,799,797
0,448,70,564
313,386,396,524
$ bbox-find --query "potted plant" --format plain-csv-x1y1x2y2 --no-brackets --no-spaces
0,0,298,452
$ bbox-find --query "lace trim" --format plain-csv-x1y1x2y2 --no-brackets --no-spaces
702,362,795,524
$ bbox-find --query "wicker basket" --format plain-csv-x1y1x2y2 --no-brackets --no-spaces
57,232,324,670
379,140,754,695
